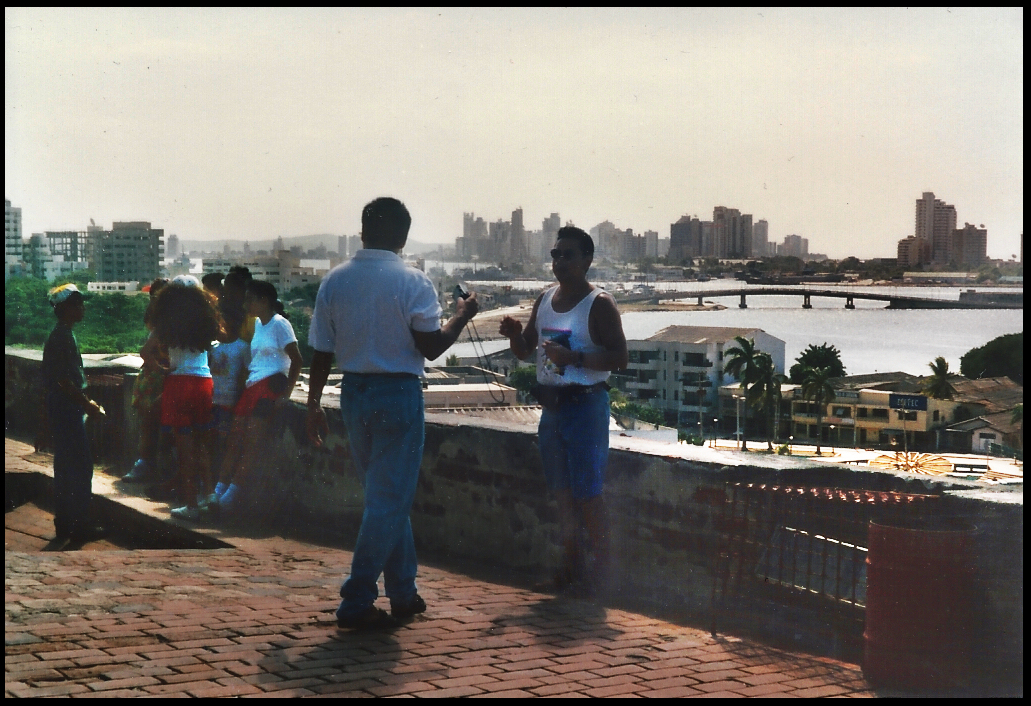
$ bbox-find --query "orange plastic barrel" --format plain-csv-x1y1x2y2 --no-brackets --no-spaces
863,521,976,690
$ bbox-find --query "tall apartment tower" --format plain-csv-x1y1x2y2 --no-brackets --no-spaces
752,219,769,258
713,207,753,259
782,234,809,259
669,215,703,261
509,208,526,263
915,192,958,264
5,199,23,263
952,223,988,266
93,221,164,283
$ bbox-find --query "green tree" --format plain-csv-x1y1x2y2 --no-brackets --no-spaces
610,396,666,426
790,343,846,383
724,335,761,450
4,277,53,346
748,352,788,451
508,365,537,397
922,356,958,400
800,366,836,455
960,332,1023,384
74,292,150,353
836,256,861,273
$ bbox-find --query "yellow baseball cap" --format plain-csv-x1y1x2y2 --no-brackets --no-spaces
47,283,84,306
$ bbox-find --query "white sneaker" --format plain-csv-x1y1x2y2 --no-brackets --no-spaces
170,506,200,521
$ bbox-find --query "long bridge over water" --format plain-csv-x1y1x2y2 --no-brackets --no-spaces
619,287,1023,309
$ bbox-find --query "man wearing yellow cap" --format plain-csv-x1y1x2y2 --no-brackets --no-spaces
42,284,106,542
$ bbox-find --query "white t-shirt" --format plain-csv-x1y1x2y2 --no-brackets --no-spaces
309,249,442,376
246,314,297,388
209,338,251,406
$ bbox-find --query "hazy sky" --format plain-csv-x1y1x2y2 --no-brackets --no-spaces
5,8,1024,259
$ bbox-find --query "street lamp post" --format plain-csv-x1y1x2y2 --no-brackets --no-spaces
789,435,794,455
734,394,743,450
712,417,718,449
829,424,836,455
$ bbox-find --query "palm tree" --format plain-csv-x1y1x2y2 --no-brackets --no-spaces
923,356,957,400
724,336,760,450
748,352,788,451
789,342,846,383
800,366,836,455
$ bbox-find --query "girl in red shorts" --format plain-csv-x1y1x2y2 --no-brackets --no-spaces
152,275,225,521
214,280,302,513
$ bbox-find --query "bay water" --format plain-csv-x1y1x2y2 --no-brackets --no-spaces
445,280,1023,377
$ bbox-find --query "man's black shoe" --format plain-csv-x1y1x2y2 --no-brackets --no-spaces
66,525,108,543
337,606,400,630
391,594,427,620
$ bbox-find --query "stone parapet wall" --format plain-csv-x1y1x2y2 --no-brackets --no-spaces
4,349,1023,681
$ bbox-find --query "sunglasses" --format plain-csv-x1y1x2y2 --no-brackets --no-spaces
550,248,580,260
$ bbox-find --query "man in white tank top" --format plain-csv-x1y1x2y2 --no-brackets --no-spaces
499,226,628,596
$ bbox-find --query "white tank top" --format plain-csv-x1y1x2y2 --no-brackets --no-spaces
535,286,610,387
168,346,211,378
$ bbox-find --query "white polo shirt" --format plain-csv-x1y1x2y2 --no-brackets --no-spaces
308,249,442,376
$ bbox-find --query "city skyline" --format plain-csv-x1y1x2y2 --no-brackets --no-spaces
5,8,1024,260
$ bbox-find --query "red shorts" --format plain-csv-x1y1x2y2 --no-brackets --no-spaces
160,375,214,429
234,376,280,417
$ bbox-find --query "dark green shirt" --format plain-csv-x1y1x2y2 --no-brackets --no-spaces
42,323,86,394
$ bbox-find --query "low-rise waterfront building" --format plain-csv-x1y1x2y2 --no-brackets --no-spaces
620,325,786,428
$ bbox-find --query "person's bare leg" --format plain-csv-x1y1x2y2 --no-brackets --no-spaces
217,415,248,486
230,417,270,486
174,431,199,508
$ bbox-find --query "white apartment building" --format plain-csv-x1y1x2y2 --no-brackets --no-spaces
622,325,786,426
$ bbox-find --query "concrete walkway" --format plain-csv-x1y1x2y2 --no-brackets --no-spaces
6,437,876,698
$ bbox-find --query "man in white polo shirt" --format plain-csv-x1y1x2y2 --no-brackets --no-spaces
307,197,479,630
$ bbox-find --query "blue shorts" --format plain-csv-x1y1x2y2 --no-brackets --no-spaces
538,387,609,499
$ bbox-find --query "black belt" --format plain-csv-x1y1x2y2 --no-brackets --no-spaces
531,381,608,410
341,371,419,380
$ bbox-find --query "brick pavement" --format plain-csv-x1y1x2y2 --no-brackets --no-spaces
6,437,878,698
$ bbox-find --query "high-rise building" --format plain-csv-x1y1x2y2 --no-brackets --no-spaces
92,221,164,283
669,215,703,261
591,221,620,260
5,199,23,268
644,230,659,259
781,234,809,259
897,235,931,268
166,233,181,259
540,212,561,260
915,192,958,264
752,219,769,258
46,231,88,263
509,208,526,263
952,223,988,267
713,207,753,259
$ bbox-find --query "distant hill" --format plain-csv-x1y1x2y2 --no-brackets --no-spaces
180,234,442,256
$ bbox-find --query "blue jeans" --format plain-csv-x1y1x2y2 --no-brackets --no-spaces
337,374,424,619
48,392,94,537
538,387,609,500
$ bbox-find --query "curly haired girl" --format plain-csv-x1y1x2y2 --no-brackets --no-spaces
151,275,225,520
